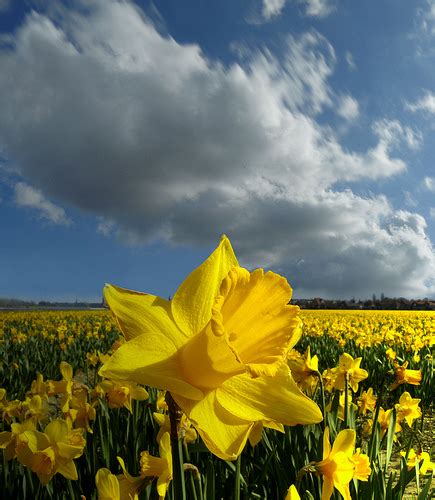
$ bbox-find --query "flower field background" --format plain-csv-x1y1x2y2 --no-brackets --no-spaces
0,308,433,499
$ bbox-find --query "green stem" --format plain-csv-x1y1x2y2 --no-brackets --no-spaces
369,376,385,462
343,373,349,430
315,370,326,431
234,453,242,500
166,392,186,500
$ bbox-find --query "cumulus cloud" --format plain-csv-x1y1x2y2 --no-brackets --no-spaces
0,0,433,298
406,90,435,113
14,182,71,225
336,95,359,121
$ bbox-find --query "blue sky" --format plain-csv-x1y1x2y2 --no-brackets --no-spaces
0,0,435,301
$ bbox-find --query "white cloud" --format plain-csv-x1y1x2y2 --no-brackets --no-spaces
406,90,435,113
14,182,70,225
262,0,335,20
0,1,433,298
372,119,423,151
423,176,435,191
300,0,336,18
262,0,287,19
336,94,359,121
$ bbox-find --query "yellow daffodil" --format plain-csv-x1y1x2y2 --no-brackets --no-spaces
96,434,171,500
321,368,337,393
395,392,422,427
139,432,172,499
285,484,301,500
287,346,319,391
95,468,121,499
100,236,322,460
314,427,370,500
96,379,148,413
15,419,85,485
333,353,368,392
391,361,422,390
357,388,377,415
351,449,371,480
401,448,435,475
47,361,74,413
376,407,402,438
385,347,396,361
315,428,356,500
0,419,36,460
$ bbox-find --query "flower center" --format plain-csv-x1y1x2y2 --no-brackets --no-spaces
179,266,301,391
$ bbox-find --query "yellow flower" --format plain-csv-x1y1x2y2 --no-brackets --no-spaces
97,379,148,413
385,347,396,361
96,434,172,500
351,449,371,480
86,351,100,367
95,462,145,500
0,419,36,460
95,468,121,499
357,388,377,415
376,407,402,438
47,361,74,413
15,419,85,485
401,448,435,475
314,428,370,500
139,432,172,499
391,361,422,390
321,368,337,393
395,392,422,427
287,346,319,391
100,236,322,460
333,353,368,392
285,484,301,500
315,428,357,500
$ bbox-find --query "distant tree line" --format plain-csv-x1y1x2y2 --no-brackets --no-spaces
0,298,105,309
291,296,435,310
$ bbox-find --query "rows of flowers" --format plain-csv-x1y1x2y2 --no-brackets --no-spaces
0,237,433,499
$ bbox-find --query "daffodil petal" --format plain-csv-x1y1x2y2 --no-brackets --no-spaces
323,427,331,459
99,333,203,400
330,429,356,457
333,478,352,500
104,284,182,342
171,235,238,336
44,419,69,444
96,468,121,500
216,365,323,425
285,485,301,500
321,476,334,500
57,459,78,480
172,390,253,461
